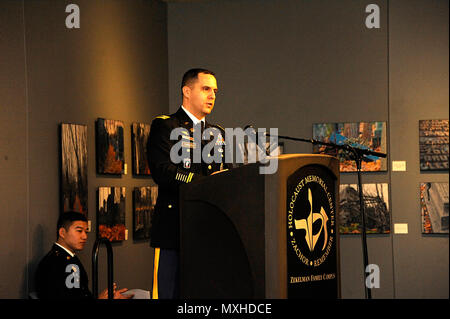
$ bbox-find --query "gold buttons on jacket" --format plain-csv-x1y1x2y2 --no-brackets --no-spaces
208,165,212,170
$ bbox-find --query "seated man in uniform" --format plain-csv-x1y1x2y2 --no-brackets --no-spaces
35,211,133,299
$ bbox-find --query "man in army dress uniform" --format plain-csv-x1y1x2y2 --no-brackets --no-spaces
147,68,232,299
35,211,132,299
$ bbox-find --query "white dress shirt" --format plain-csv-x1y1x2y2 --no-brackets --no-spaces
55,242,75,257
181,105,205,127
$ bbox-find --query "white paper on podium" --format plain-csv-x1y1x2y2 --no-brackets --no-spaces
121,289,151,299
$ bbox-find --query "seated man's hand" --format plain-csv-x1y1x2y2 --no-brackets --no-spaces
114,287,133,299
98,283,134,299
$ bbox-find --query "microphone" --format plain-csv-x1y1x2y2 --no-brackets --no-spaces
243,124,270,157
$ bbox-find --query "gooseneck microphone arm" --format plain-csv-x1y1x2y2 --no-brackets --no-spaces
264,132,387,159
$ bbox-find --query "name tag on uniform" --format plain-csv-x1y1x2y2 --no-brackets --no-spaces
182,141,196,149
181,135,194,141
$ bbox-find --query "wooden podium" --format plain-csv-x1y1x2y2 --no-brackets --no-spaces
179,154,341,299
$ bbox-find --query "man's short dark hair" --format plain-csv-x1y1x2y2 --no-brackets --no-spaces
181,68,216,96
57,211,87,238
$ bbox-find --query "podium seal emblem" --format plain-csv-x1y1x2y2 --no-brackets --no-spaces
286,163,339,298
287,174,335,267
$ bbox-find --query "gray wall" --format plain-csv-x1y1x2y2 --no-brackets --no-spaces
0,0,447,299
389,0,449,298
167,0,448,298
0,0,168,298
0,1,29,299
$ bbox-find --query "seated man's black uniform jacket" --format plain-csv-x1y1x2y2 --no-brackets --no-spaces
35,243,93,299
147,107,232,250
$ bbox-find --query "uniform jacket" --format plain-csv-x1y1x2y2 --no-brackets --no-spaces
147,107,232,249
35,243,93,299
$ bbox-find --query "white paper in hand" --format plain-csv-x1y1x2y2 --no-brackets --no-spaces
121,289,151,299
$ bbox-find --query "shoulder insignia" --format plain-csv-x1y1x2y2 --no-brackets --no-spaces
154,115,170,120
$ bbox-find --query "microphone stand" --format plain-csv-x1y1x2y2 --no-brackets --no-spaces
265,133,387,299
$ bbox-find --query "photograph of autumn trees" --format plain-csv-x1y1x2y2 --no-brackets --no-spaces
131,122,151,175
96,118,124,174
98,186,126,242
60,123,88,216
133,186,157,240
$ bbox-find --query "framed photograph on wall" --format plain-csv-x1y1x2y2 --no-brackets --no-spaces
131,122,151,176
96,118,124,174
312,121,387,172
97,186,126,242
420,182,449,234
133,186,158,240
339,183,390,234
419,119,449,171
60,123,88,217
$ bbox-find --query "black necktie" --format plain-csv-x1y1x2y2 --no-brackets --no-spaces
200,121,205,135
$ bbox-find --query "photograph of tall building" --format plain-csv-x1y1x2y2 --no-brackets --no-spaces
419,120,449,171
421,182,449,234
